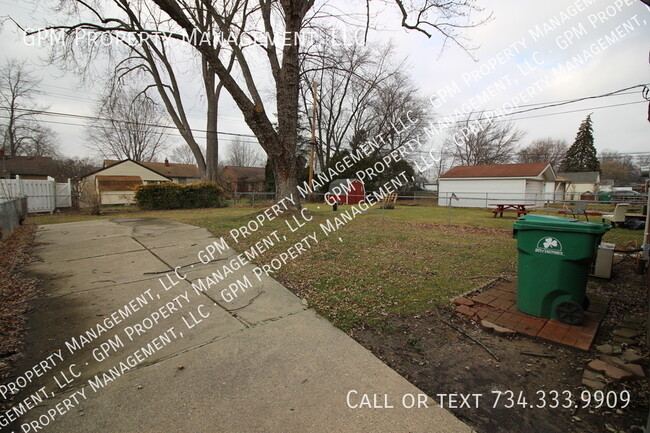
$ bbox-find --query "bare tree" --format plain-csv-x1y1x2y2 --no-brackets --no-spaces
51,156,100,181
0,59,59,157
32,0,487,207
599,149,640,183
517,138,568,171
447,114,524,166
38,2,237,182
635,154,650,169
18,123,60,157
302,42,429,171
224,138,263,167
86,85,169,162
167,144,202,165
301,42,395,169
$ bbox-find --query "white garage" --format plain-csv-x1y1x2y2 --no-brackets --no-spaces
438,162,563,208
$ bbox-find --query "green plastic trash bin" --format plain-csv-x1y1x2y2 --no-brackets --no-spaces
513,215,610,325
597,191,611,203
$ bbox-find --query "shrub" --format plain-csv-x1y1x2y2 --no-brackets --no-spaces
134,182,224,210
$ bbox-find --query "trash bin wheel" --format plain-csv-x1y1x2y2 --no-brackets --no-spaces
556,301,584,326
582,296,590,312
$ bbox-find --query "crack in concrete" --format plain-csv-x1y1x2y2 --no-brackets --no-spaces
130,236,252,328
31,245,145,263
45,309,312,399
30,222,305,405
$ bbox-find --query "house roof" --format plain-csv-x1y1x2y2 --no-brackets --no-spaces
80,159,171,181
104,159,200,179
440,162,551,179
1,156,55,177
557,171,600,183
223,166,265,182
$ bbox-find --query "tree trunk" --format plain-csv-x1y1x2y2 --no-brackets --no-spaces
151,0,308,209
204,85,219,183
272,156,300,206
8,106,16,157
202,55,219,183
270,2,306,208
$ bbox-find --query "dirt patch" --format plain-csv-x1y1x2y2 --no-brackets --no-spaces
410,222,513,238
351,258,648,433
0,225,39,412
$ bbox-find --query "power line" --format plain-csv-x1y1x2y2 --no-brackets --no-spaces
2,83,647,148
32,80,648,129
502,100,646,122
0,106,260,140
35,89,248,126
501,84,648,118
36,87,247,123
431,83,649,126
0,115,262,145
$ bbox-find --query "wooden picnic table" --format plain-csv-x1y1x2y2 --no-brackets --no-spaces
489,203,534,218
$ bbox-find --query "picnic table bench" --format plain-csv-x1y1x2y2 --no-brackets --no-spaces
489,203,533,218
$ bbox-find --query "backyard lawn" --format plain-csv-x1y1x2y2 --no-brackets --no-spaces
29,202,644,330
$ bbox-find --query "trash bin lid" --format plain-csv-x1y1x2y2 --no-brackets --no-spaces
513,214,611,234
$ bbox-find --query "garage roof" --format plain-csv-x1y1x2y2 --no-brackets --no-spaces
440,162,552,179
104,159,200,179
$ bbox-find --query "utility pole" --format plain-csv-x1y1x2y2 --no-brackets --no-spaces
308,81,319,201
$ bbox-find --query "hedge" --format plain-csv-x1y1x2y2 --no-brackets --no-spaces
134,182,224,210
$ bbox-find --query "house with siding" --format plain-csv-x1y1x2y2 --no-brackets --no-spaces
104,159,201,184
558,171,601,200
80,159,201,205
438,162,565,207
221,166,265,192
0,152,56,180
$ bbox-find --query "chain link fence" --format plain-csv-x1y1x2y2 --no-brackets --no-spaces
60,188,647,234
227,190,646,231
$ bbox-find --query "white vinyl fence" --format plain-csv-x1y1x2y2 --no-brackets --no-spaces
0,176,72,213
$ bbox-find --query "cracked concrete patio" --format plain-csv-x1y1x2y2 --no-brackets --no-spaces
15,218,471,432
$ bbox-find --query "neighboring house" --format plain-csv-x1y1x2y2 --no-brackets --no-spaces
221,166,265,193
558,171,601,200
79,159,173,205
599,179,615,193
0,152,55,180
104,159,201,184
438,162,563,207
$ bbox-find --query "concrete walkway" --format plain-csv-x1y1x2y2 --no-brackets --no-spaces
16,218,471,432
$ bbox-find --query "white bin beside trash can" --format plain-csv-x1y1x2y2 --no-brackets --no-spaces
590,242,615,279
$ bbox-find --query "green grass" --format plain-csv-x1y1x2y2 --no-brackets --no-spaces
28,201,644,330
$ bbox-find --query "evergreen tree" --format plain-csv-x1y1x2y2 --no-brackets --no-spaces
560,115,600,172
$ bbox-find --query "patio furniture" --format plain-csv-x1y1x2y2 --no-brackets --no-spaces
558,202,603,220
489,203,533,218
570,201,588,220
380,192,397,209
601,203,629,228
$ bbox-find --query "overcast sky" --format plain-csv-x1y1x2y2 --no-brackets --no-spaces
1,0,648,163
